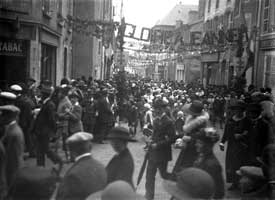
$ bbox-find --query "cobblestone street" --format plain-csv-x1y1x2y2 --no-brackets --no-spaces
24,122,240,200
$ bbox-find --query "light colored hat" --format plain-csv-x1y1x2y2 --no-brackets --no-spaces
0,91,17,100
144,103,151,109
0,105,20,113
236,166,265,181
10,84,22,92
163,168,214,199
102,181,145,200
66,132,93,144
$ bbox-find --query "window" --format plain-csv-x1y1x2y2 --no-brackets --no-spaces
234,0,241,16
208,0,211,13
216,0,220,9
228,12,233,28
0,0,31,13
263,0,270,33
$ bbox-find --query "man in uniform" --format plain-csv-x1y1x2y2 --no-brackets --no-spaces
145,98,176,200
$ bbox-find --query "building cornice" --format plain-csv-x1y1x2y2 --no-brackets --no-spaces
0,17,62,37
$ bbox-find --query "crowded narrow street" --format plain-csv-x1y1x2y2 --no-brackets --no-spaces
1,0,275,200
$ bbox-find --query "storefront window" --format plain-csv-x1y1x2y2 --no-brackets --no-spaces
0,0,31,13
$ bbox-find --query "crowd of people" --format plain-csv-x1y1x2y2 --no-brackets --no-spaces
0,76,274,200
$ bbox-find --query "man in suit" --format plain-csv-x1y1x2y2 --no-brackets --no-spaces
145,99,176,200
106,127,135,188
33,85,63,170
0,105,25,190
95,89,115,143
56,132,107,200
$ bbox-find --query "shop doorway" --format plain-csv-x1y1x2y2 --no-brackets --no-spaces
0,55,27,90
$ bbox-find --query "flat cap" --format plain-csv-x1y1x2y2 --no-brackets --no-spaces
0,105,20,113
66,132,93,144
10,84,22,92
236,166,265,181
0,91,17,100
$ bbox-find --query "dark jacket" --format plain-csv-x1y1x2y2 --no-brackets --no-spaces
33,98,57,138
68,103,83,134
3,122,25,189
96,97,115,124
193,152,225,199
56,155,107,200
149,113,176,162
106,148,134,188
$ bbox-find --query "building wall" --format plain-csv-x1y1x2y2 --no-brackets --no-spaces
0,0,72,87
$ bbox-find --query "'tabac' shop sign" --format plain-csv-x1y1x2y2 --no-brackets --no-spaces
0,38,27,57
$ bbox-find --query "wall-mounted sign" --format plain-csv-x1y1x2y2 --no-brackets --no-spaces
0,38,27,56
260,38,275,50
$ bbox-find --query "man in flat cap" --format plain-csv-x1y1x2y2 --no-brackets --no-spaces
0,105,25,192
56,132,107,200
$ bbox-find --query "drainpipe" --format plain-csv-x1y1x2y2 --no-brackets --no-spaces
253,0,262,86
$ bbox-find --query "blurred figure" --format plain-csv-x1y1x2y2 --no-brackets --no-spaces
163,167,215,200
87,181,145,200
33,85,63,170
237,166,270,200
145,99,176,200
193,127,225,199
56,132,107,200
220,100,249,190
0,105,24,191
106,127,135,188
174,111,184,136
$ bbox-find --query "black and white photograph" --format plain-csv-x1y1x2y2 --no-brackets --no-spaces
0,0,275,199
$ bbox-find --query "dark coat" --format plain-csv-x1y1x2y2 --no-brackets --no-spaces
221,116,250,183
56,155,107,200
193,152,225,199
33,98,57,139
3,122,25,188
96,97,115,125
148,114,176,162
106,148,134,188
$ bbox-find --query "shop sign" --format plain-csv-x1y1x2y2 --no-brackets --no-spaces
0,38,26,56
260,39,275,49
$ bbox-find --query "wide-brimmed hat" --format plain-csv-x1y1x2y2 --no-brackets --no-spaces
10,84,22,92
0,105,20,114
86,181,145,200
163,167,215,199
183,100,204,116
107,127,136,142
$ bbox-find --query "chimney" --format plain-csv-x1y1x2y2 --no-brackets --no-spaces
188,10,199,23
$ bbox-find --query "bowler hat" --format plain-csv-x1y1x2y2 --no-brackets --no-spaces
183,100,204,116
107,127,136,142
163,167,215,199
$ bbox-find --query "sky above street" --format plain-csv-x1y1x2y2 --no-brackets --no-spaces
122,0,199,28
